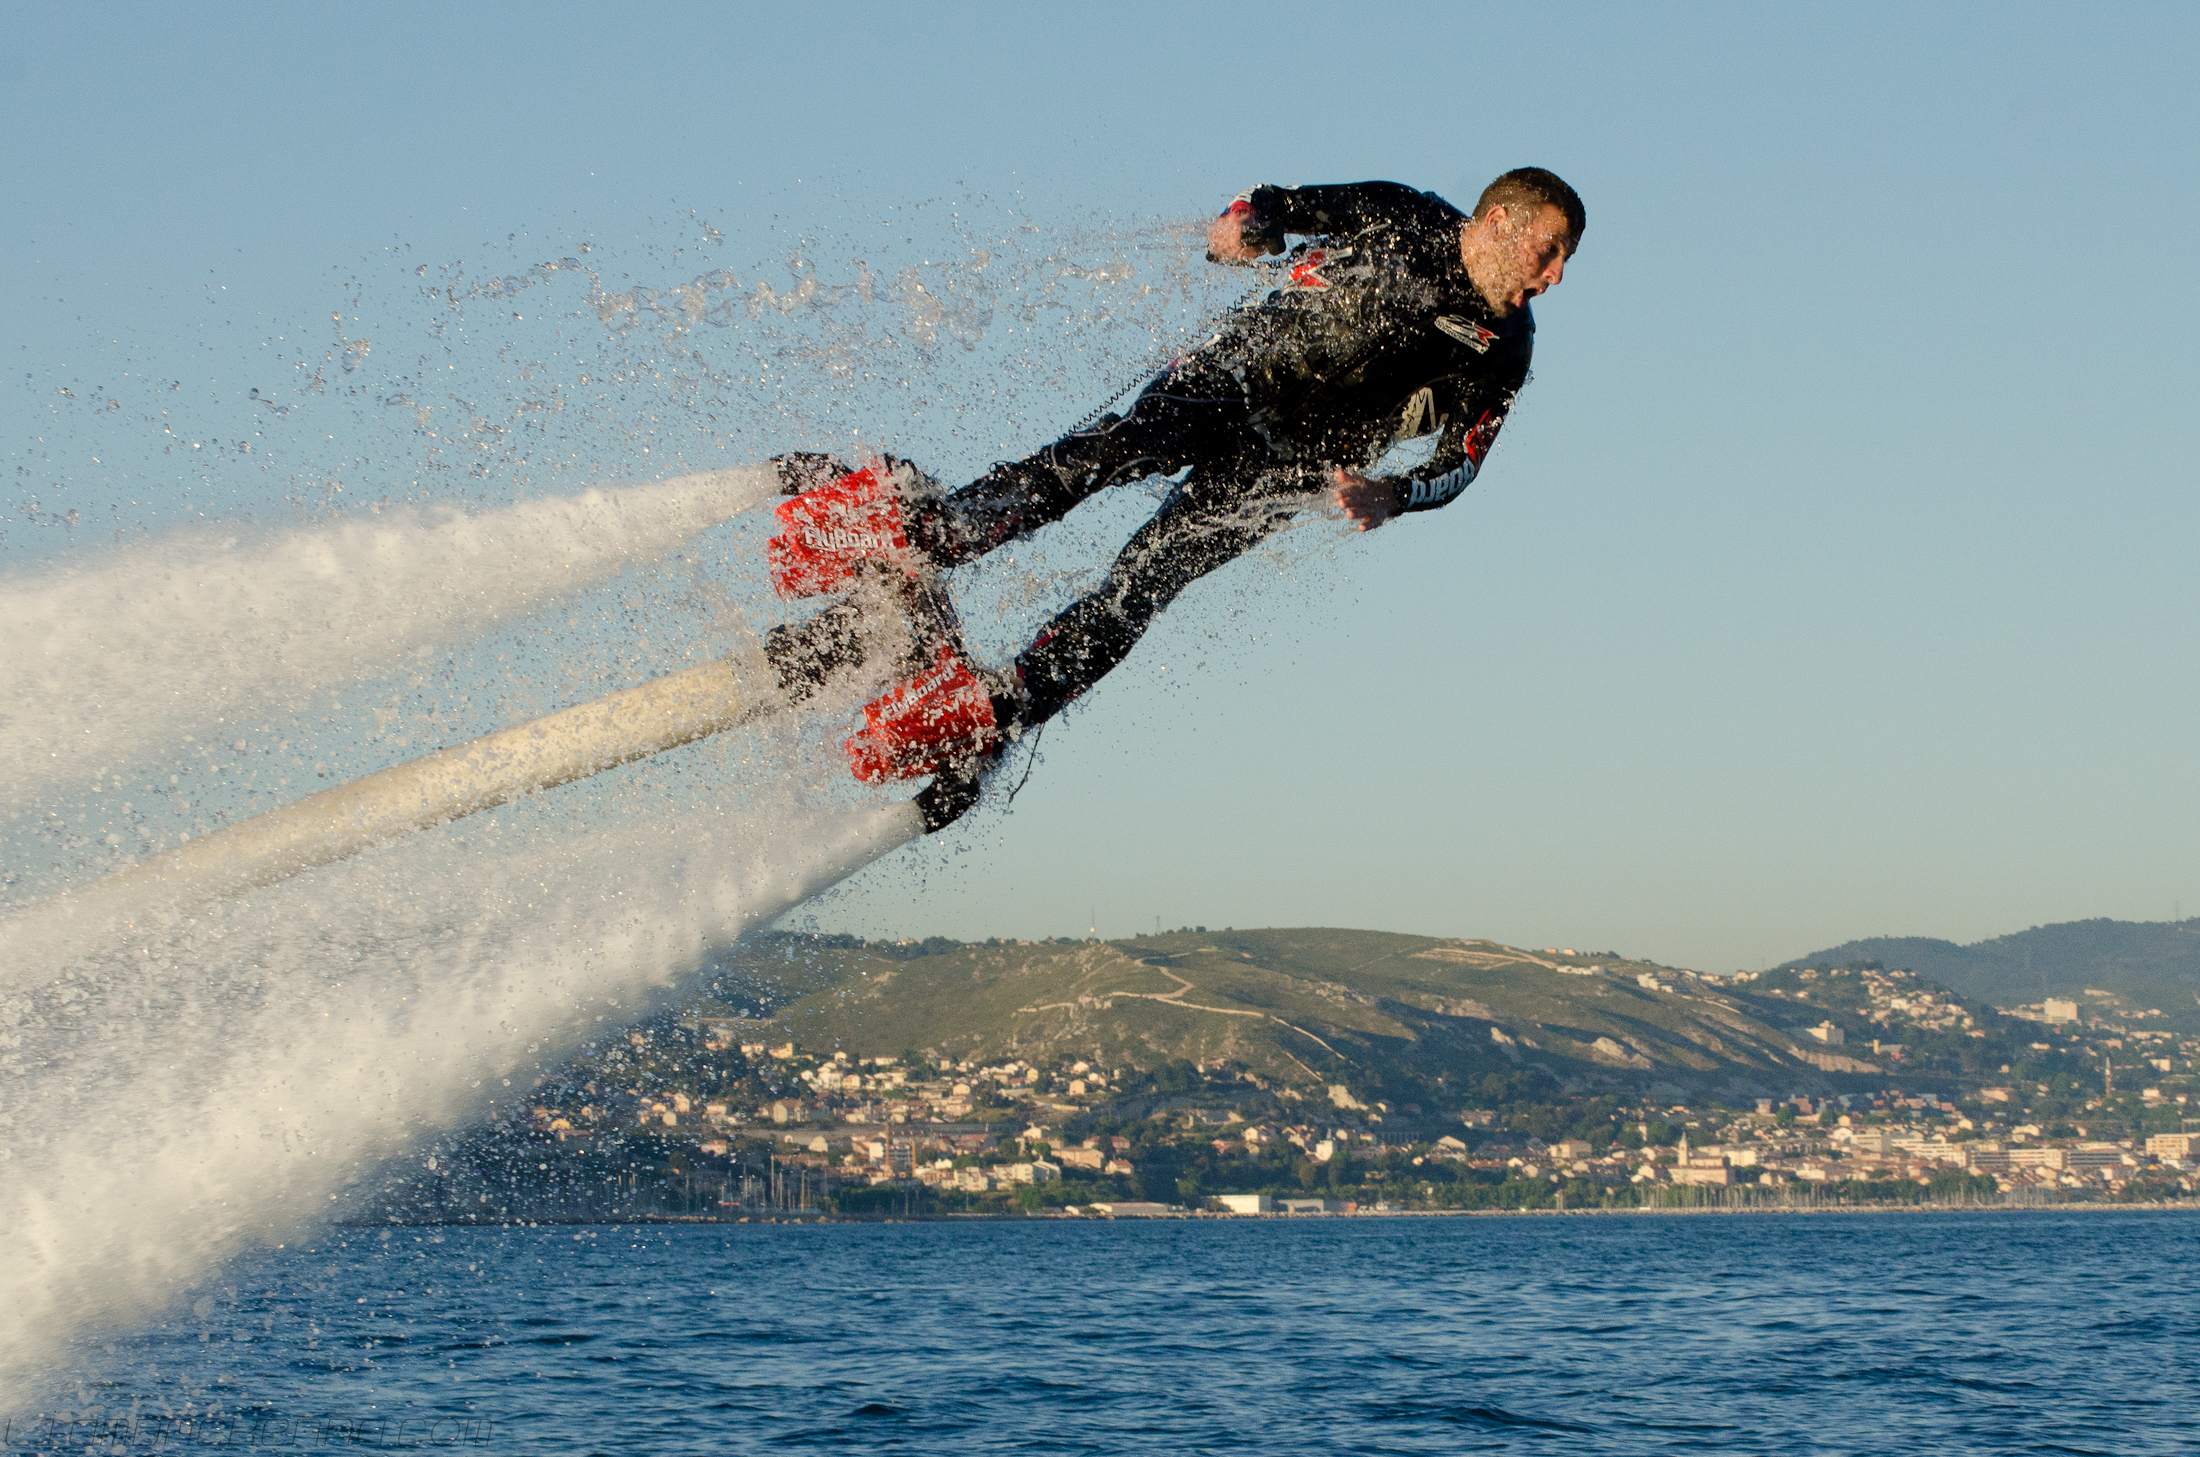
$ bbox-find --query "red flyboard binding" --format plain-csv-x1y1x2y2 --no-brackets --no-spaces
766,455,931,600
845,640,1001,784
765,452,1004,831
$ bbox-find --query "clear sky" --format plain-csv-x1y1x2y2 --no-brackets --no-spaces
5,2,2196,972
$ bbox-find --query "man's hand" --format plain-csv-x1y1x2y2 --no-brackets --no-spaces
1206,201,1277,264
1333,468,1400,532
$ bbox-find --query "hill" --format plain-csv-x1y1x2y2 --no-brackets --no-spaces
1777,917,2200,1033
708,927,2004,1101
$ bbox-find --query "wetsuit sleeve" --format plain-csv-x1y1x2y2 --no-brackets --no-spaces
1395,365,1527,514
1236,182,1456,249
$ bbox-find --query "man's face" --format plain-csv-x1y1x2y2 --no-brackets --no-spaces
1460,203,1573,316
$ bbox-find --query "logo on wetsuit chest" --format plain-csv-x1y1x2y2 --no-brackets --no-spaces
1286,247,1351,291
1434,315,1497,352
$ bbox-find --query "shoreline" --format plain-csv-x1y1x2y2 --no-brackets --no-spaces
340,1198,2200,1229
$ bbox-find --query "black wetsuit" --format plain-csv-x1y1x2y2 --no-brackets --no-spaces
910,181,1537,727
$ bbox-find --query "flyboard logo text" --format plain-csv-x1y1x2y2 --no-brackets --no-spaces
881,651,979,725
801,525,901,554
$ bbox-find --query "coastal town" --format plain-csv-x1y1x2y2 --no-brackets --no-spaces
458,944,2200,1220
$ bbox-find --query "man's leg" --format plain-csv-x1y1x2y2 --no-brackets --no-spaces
838,460,1311,801
766,360,1248,603
909,363,1252,567
1009,464,1316,725
830,375,1298,829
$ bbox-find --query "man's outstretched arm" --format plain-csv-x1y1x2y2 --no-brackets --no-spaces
1333,393,1518,532
1207,181,1455,263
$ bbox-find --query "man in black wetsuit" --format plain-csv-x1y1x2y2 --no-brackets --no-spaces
764,168,1583,830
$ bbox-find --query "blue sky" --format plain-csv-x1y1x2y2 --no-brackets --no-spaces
6,3,2196,971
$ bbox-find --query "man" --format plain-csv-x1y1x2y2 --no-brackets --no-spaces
764,168,1582,830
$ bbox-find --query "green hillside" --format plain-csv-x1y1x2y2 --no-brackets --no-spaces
1777,918,2200,1033
711,927,1985,1099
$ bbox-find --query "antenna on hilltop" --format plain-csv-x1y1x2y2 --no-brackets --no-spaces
1090,905,1098,941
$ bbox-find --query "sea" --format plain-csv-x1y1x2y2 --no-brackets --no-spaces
14,1209,2197,1455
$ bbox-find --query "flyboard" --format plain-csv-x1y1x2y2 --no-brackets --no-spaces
4,457,954,972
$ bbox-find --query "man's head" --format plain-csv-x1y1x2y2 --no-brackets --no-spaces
1460,167,1584,315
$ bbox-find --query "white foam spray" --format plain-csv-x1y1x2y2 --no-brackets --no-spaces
0,467,776,797
0,453,934,1409
0,744,920,1409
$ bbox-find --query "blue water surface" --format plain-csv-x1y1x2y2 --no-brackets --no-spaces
24,1210,2200,1455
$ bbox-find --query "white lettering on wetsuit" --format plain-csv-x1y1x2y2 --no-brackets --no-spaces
1404,460,1476,509
1401,409,1504,511
1433,315,1497,353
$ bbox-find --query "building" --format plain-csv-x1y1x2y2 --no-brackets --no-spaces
1216,1194,1274,1214
2145,1133,2198,1160
2067,1144,2132,1172
1670,1163,1733,1187
1278,1198,1343,1214
1092,1202,1173,1217
1669,1132,1731,1185
2043,998,2079,1023
1806,1022,1845,1046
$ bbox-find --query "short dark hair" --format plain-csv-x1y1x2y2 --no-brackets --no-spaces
1473,168,1585,252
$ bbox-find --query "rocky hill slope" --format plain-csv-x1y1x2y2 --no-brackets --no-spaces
1778,917,2200,1032
715,928,1996,1097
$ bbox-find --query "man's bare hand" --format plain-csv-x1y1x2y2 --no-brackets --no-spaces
1206,204,1274,264
1333,468,1399,532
